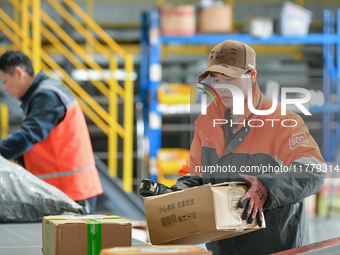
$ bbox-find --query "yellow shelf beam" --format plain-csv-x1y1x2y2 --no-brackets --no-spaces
0,104,9,139
108,55,119,177
123,53,134,192
41,43,304,58
32,0,41,73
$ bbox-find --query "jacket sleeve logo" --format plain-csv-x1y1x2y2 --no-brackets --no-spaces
289,132,308,150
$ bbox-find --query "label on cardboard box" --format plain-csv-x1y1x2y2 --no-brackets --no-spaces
144,182,266,245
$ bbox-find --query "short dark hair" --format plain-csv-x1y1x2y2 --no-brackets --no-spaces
0,51,34,76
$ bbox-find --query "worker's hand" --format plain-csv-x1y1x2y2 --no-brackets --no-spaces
170,185,179,191
238,174,268,227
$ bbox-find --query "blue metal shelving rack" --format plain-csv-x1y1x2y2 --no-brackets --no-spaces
140,9,340,181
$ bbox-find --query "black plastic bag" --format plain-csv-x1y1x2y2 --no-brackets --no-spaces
0,155,82,222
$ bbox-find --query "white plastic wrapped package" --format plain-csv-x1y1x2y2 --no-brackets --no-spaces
0,155,82,222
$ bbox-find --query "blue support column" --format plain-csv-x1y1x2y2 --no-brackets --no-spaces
323,10,332,162
330,10,340,163
140,12,148,106
338,10,340,79
148,10,162,181
336,9,340,163
140,12,150,142
329,11,338,162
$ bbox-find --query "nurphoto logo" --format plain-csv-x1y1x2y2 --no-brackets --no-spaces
199,84,311,116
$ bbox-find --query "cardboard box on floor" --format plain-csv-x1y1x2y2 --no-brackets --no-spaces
100,245,212,255
144,182,265,245
42,215,131,255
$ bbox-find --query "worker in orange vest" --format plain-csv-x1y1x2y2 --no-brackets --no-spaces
173,40,325,254
0,51,103,213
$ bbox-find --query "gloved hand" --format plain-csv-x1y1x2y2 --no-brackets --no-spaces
169,185,179,191
158,184,179,195
77,199,91,214
238,174,268,227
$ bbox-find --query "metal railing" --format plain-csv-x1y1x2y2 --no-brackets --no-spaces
0,0,134,192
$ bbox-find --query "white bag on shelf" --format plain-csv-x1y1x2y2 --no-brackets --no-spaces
281,1,313,36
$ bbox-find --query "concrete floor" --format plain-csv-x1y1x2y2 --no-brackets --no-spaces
309,216,340,243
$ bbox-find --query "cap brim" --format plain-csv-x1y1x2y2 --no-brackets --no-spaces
198,65,248,81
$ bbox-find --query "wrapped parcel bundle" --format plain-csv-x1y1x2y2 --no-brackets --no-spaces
0,155,82,222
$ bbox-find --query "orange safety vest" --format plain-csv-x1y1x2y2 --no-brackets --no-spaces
23,79,103,201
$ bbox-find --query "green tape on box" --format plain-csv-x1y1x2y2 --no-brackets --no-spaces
46,215,122,255
87,219,102,255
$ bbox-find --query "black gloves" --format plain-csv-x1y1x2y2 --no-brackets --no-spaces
238,174,268,227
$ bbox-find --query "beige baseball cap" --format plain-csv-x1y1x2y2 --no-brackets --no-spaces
198,39,256,80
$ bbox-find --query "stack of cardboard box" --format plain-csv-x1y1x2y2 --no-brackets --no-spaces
160,4,233,36
42,183,266,254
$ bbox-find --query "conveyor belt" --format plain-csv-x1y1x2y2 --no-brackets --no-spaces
0,223,150,255
2,222,339,255
272,237,340,255
0,223,42,255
